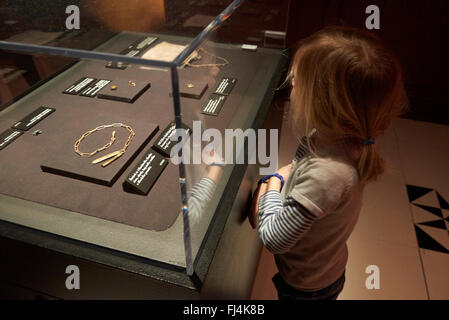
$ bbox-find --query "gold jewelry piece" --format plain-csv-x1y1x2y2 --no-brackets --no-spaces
128,81,136,87
32,130,43,136
187,83,195,88
100,150,125,167
74,123,135,167
110,85,118,90
184,48,229,68
91,150,122,164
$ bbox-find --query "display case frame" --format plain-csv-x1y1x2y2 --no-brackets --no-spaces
0,0,289,297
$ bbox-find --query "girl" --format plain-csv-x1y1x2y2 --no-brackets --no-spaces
249,26,408,300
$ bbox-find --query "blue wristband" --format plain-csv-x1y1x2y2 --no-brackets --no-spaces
207,162,225,169
258,173,285,190
207,158,225,169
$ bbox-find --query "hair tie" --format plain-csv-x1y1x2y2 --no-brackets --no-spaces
362,139,376,146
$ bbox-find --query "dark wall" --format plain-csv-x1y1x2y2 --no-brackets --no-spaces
287,0,449,125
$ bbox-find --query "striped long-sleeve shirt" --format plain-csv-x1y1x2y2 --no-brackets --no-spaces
188,177,217,223
257,139,317,254
257,135,362,291
258,191,319,254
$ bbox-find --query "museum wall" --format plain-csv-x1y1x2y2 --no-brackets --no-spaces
287,0,449,125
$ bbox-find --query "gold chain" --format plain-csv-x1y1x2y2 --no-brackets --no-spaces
74,123,135,167
184,48,229,68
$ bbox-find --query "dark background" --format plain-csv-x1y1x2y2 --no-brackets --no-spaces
1,0,448,124
285,0,449,125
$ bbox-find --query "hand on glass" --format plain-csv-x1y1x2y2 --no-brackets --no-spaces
249,182,267,229
248,163,292,229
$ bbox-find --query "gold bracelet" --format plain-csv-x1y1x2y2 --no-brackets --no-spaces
74,123,135,167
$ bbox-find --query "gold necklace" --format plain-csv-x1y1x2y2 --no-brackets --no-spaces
74,123,135,167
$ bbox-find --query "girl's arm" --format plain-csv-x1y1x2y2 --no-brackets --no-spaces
256,164,319,255
250,137,311,228
257,174,319,254
257,159,354,255
249,164,292,229
188,164,223,223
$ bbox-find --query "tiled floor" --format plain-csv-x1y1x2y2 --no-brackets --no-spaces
250,117,449,300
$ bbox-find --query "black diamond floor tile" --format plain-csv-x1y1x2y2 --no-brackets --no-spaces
438,192,449,210
414,225,449,254
409,185,449,254
418,220,447,230
407,185,433,203
413,204,443,219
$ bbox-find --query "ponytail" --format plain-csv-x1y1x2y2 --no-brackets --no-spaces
358,144,386,184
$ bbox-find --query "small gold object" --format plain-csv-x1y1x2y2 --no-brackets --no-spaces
74,123,135,167
187,83,195,88
92,150,122,164
101,151,125,167
32,130,43,136
111,85,118,90
128,81,136,87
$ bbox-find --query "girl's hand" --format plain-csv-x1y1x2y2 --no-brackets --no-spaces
248,163,292,229
248,183,267,229
276,163,292,182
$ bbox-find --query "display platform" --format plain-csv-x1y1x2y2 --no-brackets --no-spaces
0,32,284,233
41,120,159,187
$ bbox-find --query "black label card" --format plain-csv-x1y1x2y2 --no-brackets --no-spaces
0,129,23,151
106,61,128,70
80,79,111,97
214,77,237,96
152,121,191,158
113,37,158,67
123,149,168,195
201,94,227,116
63,77,96,95
120,48,141,57
130,36,158,51
12,106,55,131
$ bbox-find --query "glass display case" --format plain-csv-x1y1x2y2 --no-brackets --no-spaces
0,0,289,298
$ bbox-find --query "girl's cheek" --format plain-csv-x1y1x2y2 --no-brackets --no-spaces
289,87,295,102
290,88,298,107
